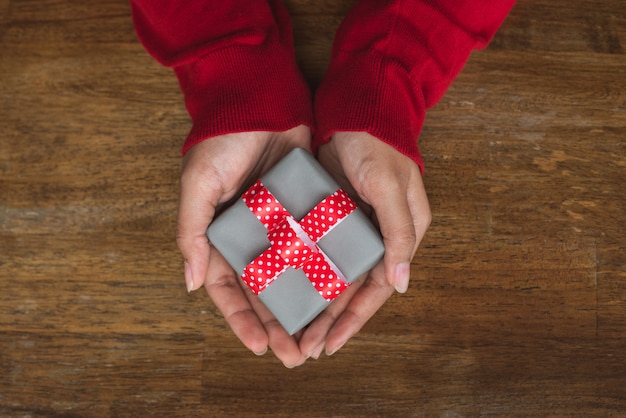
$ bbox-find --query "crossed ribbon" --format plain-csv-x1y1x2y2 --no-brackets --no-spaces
241,180,357,301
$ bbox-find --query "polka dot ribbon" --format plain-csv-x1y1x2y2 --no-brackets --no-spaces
241,180,357,301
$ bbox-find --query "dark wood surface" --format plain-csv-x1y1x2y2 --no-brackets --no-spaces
1,0,625,416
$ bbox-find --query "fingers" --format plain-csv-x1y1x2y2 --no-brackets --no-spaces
328,132,426,293
368,179,417,293
176,169,219,292
373,166,431,293
245,291,307,368
204,247,269,355
191,197,306,367
176,145,223,292
176,128,316,366
176,127,312,292
351,153,419,293
304,133,431,358
298,273,365,359
300,171,430,359
323,263,394,356
205,248,306,366
407,171,432,250
205,247,306,367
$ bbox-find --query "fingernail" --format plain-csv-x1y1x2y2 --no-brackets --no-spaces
325,340,346,357
309,342,325,360
253,347,268,356
184,261,194,293
285,357,307,369
394,262,410,293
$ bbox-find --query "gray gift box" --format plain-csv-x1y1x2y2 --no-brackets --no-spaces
207,148,385,335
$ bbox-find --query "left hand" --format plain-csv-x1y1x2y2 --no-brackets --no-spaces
299,132,431,359
177,125,311,368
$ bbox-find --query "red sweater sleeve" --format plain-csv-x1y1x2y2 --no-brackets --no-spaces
313,0,517,172
130,0,313,154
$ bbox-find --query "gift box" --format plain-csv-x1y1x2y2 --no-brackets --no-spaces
207,148,385,335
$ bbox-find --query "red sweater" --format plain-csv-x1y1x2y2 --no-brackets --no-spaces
131,0,516,172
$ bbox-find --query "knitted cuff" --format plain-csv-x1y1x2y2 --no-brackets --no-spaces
176,40,313,155
313,50,425,173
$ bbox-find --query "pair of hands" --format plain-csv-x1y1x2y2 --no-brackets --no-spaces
177,125,431,367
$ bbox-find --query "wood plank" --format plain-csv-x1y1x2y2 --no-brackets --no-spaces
1,0,625,415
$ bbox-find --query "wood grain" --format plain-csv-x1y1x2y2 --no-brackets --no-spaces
1,0,625,416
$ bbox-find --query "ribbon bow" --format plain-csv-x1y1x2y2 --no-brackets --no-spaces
241,180,357,301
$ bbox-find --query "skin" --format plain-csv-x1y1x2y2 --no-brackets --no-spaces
177,127,431,367
178,125,310,367
300,132,431,358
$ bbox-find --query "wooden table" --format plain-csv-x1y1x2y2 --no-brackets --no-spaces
1,0,625,416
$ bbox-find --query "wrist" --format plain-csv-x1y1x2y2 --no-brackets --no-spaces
177,43,313,155
313,51,425,172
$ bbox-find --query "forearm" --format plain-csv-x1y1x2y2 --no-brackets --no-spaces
313,0,517,171
130,0,313,154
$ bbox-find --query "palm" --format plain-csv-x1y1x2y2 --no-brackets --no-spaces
299,132,431,359
182,126,312,210
316,139,374,219
178,125,312,367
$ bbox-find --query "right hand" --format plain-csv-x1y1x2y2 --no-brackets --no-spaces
177,125,311,367
299,132,431,359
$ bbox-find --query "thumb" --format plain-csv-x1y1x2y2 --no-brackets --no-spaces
370,185,417,293
177,168,221,293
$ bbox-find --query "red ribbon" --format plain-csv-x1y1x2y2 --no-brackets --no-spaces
241,180,357,301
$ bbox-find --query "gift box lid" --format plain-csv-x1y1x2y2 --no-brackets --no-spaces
206,148,385,334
